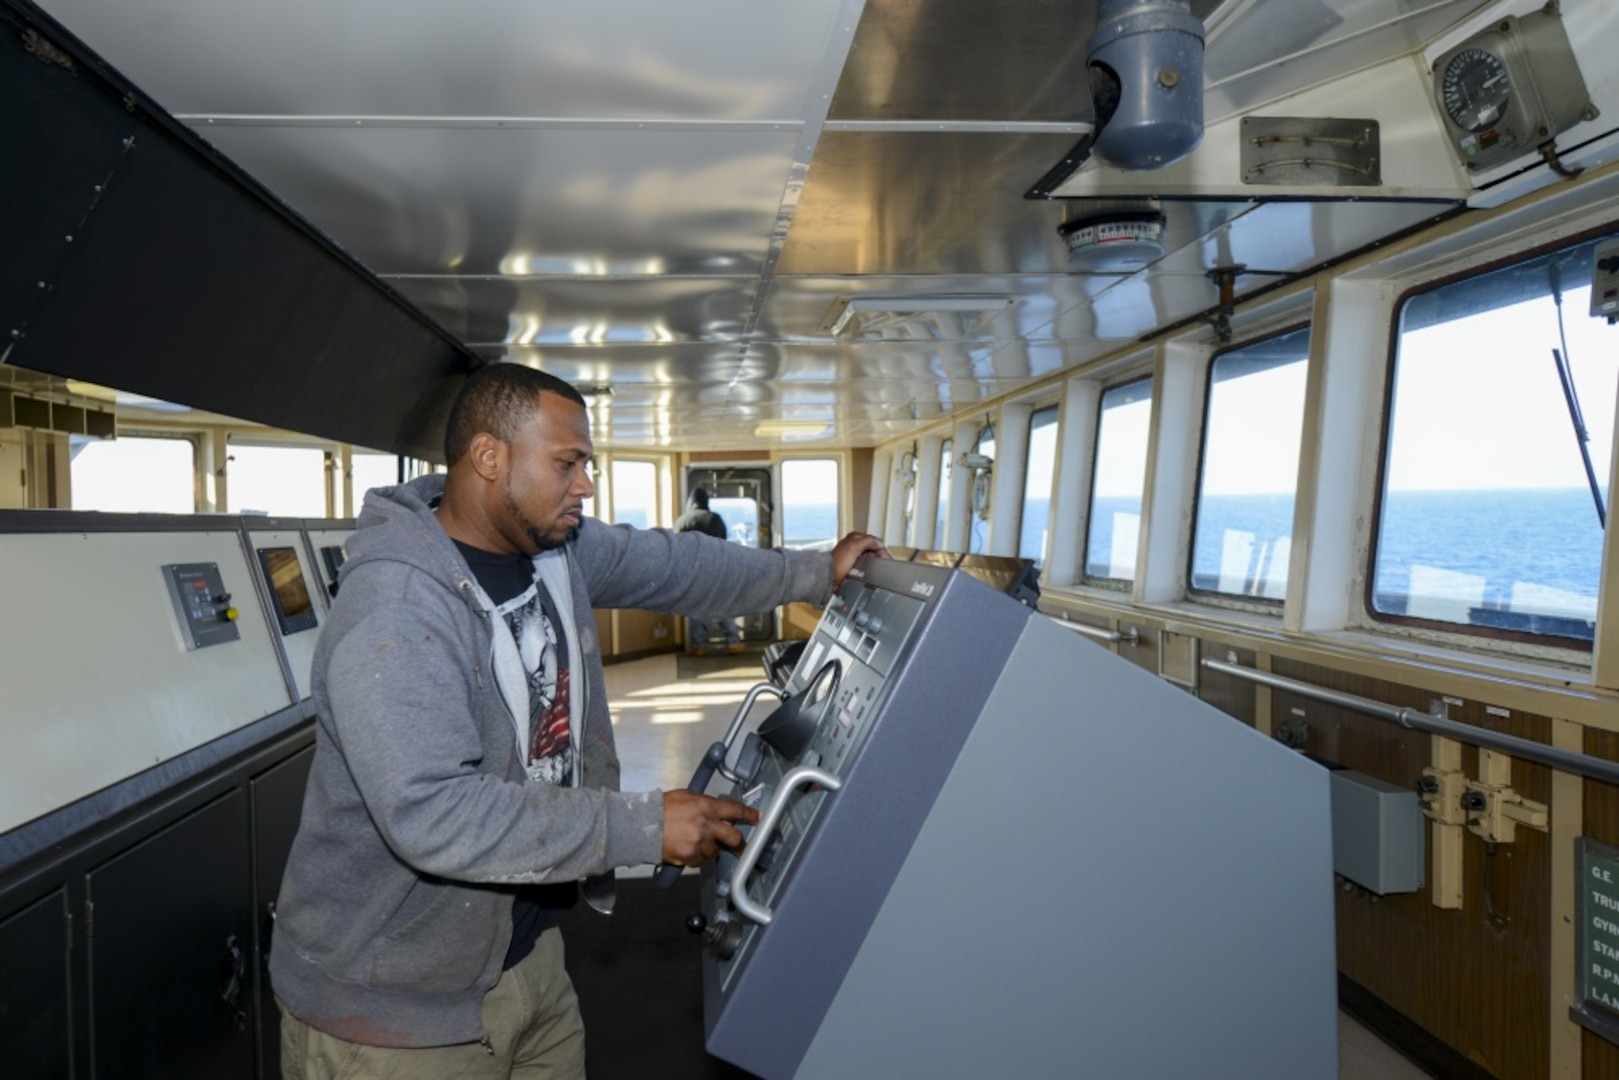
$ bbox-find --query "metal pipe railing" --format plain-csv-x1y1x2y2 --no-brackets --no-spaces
1202,657,1619,787
1050,616,1139,646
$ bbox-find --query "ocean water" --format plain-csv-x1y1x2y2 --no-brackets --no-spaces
637,490,1608,640
1076,488,1607,639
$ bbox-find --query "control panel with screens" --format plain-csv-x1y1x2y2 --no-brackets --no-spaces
256,546,317,636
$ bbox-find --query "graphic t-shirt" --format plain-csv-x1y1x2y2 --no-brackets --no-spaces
453,540,578,968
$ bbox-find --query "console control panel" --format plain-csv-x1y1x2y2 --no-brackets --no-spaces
161,562,240,650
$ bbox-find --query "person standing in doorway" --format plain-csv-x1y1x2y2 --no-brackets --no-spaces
674,486,743,655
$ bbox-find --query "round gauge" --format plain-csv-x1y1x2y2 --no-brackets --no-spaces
1440,47,1512,133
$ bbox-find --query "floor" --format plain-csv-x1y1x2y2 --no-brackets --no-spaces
603,650,1437,1080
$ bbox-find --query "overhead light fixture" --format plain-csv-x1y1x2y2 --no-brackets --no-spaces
755,419,830,438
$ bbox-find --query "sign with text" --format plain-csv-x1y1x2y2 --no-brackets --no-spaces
1576,838,1619,1043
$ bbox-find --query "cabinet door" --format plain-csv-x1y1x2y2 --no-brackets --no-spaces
251,745,314,1078
0,889,73,1077
88,789,252,1080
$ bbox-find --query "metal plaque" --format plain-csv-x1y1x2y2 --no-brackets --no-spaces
1240,116,1381,187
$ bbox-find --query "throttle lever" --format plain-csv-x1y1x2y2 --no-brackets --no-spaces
651,682,786,890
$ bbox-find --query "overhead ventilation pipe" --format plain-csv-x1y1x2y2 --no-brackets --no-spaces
1088,0,1205,170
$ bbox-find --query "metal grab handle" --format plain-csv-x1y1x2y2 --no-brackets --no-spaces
716,683,788,784
652,682,789,889
728,765,842,927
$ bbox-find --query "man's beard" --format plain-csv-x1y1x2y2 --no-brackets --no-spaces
505,486,575,552
527,523,578,552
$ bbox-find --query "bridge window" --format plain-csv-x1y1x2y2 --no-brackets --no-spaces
1020,405,1059,565
1085,377,1153,583
781,458,840,551
935,439,953,547
71,434,196,513
1190,328,1310,600
350,451,399,509
228,442,328,517
609,459,658,528
1372,235,1618,644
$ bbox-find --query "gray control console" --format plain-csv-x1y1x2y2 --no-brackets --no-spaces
692,556,1031,1073
687,554,1337,1079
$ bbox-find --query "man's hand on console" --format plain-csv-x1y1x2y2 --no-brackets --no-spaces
830,531,889,588
661,791,761,867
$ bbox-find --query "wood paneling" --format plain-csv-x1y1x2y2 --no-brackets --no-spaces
1196,644,1258,726
1271,658,1553,1080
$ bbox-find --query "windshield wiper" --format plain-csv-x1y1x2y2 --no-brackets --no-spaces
1550,261,1607,528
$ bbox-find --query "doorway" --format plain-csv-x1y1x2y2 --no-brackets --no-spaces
683,465,774,644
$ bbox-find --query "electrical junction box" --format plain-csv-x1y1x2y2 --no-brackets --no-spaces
1330,768,1424,895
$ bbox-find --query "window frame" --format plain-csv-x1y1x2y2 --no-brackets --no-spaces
1364,225,1619,652
1082,375,1154,590
69,430,201,514
779,455,843,552
1184,323,1313,612
1018,402,1060,566
605,456,662,529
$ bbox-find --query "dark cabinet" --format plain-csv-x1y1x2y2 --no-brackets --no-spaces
87,789,253,1080
249,745,314,1079
0,726,313,1079
0,889,73,1078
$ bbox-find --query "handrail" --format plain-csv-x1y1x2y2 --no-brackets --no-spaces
1202,657,1619,787
1050,615,1140,646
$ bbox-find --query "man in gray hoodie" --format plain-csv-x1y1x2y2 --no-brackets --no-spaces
271,364,885,1077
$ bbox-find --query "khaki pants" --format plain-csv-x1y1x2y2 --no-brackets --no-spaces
280,928,585,1079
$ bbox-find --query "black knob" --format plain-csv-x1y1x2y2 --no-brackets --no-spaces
685,913,708,936
1461,790,1487,812
1416,776,1438,794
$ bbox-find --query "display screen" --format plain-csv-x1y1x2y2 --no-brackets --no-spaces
258,546,318,635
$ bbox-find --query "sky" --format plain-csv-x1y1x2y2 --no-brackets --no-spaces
1092,285,1619,498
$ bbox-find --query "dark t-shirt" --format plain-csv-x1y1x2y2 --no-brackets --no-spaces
453,540,578,968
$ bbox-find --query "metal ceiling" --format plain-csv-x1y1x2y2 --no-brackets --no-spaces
20,0,1487,452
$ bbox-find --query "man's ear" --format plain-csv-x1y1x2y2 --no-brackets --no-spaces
467,432,506,482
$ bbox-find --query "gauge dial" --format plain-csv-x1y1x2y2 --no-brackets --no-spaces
1441,47,1512,133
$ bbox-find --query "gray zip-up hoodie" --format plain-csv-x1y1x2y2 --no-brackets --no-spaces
270,475,834,1048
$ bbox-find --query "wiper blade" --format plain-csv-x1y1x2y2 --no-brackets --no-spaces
1552,346,1607,529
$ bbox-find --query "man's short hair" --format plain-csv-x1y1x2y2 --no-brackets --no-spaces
444,364,587,465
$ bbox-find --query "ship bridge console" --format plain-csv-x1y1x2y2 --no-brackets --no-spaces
671,553,1340,1079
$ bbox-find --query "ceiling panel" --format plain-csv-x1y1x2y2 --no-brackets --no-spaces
1140,198,1454,281
193,124,801,277
760,273,1094,343
38,0,849,120
778,130,1259,282
389,277,759,347
17,0,1497,453
484,343,750,385
777,130,1081,276
1203,0,1493,125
